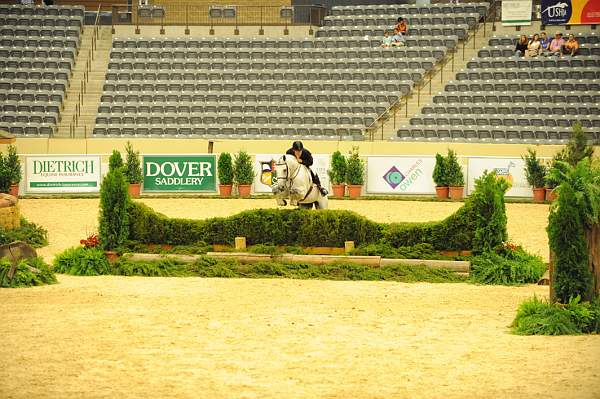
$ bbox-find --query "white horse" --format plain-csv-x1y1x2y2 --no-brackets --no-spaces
271,155,328,209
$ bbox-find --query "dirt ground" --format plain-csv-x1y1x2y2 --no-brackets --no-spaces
2,199,599,399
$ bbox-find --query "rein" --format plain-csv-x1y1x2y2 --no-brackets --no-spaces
276,159,301,187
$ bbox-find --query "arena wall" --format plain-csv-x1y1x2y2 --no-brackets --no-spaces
14,137,584,159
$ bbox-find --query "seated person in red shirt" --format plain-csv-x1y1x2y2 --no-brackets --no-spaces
392,17,408,44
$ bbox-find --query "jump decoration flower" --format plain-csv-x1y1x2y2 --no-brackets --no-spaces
80,234,100,248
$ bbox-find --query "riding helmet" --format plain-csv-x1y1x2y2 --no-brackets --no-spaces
292,141,304,151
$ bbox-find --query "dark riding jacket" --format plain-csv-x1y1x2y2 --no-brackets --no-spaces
286,147,322,186
286,148,313,167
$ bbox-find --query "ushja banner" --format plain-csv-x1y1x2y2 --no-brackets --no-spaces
541,0,600,25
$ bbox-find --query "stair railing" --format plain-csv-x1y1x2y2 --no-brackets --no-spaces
69,4,102,138
367,7,492,141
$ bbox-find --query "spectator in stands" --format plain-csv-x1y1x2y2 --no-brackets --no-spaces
514,34,528,57
286,141,328,196
392,17,408,41
525,33,542,57
547,32,565,56
381,31,393,48
539,31,550,52
562,34,579,57
391,33,406,47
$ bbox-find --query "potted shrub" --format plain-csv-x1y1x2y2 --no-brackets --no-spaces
0,152,9,195
432,153,448,199
108,149,123,172
346,146,365,198
124,142,143,197
234,150,255,197
522,148,547,202
328,150,347,197
218,152,234,197
6,145,21,197
446,149,465,200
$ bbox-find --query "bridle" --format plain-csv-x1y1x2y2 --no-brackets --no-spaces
276,156,301,189
274,155,315,203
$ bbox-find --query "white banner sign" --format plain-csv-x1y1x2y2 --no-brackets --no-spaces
26,155,102,193
467,157,531,197
502,0,533,25
253,153,330,194
366,156,436,194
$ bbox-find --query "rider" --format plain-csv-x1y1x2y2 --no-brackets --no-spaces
286,141,328,196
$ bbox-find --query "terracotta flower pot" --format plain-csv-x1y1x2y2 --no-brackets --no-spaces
331,184,346,197
435,186,449,199
532,187,546,202
219,184,233,197
546,188,557,202
448,186,464,200
128,183,141,198
9,184,18,197
347,184,363,198
237,184,252,197
104,251,118,263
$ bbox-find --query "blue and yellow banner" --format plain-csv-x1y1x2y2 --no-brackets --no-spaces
542,0,600,25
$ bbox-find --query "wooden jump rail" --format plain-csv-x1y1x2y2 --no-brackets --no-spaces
123,252,471,274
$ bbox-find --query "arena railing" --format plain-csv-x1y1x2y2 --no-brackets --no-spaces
109,4,326,35
69,3,102,138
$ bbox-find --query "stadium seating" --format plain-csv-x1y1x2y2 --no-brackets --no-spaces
0,4,83,136
317,2,488,40
395,31,600,144
94,2,485,139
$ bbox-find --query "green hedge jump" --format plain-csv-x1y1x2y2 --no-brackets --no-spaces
123,171,508,252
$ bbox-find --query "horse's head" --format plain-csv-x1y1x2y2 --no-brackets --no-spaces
273,154,299,193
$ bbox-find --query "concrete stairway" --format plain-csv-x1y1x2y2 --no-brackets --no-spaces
371,22,492,140
55,25,112,138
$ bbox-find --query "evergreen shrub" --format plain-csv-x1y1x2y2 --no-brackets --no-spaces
124,142,142,184
328,151,347,185
522,148,547,188
233,151,255,185
346,146,365,185
108,150,123,172
99,168,129,250
432,153,447,187
5,145,21,185
445,149,464,187
218,152,234,185
547,159,599,303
